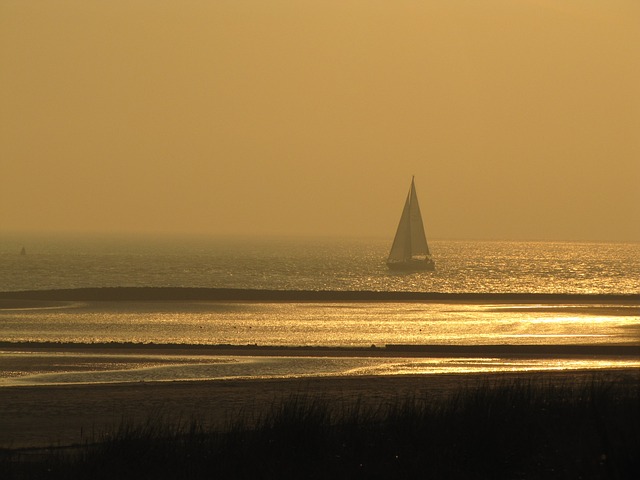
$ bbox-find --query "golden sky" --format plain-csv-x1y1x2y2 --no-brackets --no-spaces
1,1,638,241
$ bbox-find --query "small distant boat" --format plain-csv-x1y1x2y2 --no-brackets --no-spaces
387,177,435,271
20,247,26,256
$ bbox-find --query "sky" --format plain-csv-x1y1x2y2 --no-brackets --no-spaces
1,0,639,242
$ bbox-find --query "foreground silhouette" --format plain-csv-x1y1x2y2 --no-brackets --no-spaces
2,376,638,479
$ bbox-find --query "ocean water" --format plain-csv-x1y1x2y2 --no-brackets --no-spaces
1,234,638,294
1,301,638,347
1,235,639,385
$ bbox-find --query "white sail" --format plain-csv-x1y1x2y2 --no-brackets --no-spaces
388,190,412,262
387,177,434,270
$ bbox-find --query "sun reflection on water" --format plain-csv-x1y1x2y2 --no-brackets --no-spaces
1,301,639,347
3,353,639,387
349,358,640,377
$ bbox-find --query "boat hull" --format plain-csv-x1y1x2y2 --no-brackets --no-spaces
386,258,435,271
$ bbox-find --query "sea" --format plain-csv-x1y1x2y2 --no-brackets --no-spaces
1,234,639,385
2,234,639,294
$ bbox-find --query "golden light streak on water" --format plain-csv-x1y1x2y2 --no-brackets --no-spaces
351,358,640,377
2,238,639,294
2,352,639,386
1,301,638,347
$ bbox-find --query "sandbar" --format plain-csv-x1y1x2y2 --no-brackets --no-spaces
2,287,638,449
1,287,639,304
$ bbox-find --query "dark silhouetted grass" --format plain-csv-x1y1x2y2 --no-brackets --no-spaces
1,377,639,479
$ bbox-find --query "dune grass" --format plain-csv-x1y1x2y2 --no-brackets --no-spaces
1,377,639,479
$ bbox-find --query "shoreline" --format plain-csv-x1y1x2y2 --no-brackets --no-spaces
2,287,638,450
1,287,639,304
1,341,639,358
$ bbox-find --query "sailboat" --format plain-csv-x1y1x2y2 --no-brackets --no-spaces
386,177,435,271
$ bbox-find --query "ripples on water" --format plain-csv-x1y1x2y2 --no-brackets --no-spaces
1,235,638,385
3,352,640,387
1,235,638,293
1,300,638,385
2,302,638,347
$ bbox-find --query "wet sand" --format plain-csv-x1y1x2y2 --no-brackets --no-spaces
1,288,638,449
1,286,639,304
2,341,638,450
2,341,639,359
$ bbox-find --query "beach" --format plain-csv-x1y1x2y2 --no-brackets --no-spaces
2,332,639,450
1,288,639,450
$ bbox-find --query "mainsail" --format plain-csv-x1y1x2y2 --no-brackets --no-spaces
387,177,433,269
